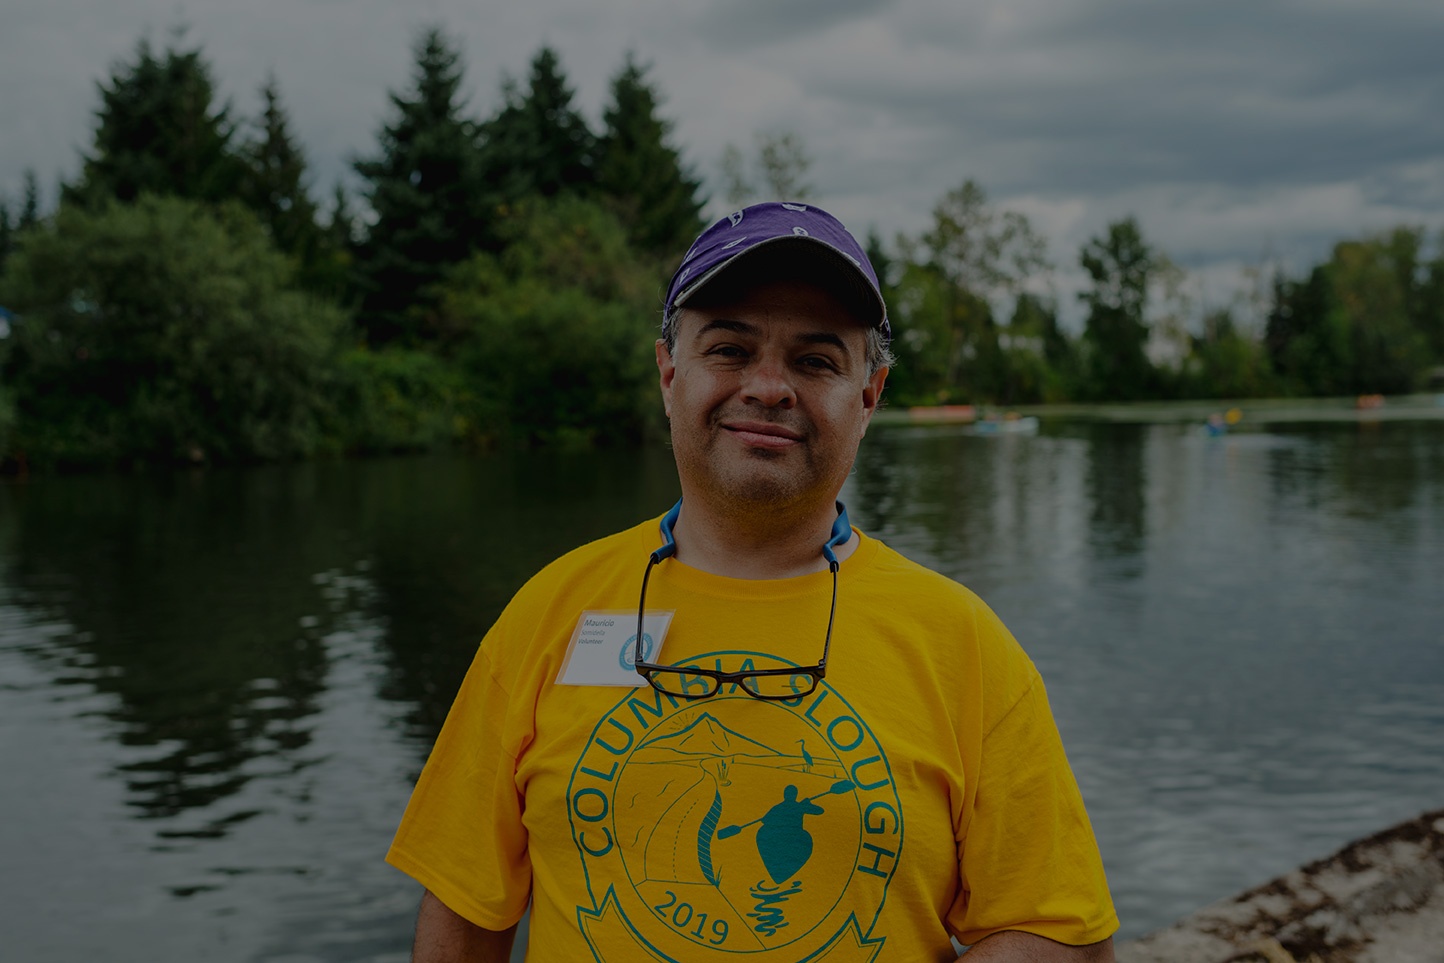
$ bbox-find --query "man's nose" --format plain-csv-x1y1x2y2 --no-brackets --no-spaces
741,356,796,408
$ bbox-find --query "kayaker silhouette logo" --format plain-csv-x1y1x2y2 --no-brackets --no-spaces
568,650,901,961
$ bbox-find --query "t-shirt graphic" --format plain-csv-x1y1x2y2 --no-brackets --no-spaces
568,650,902,961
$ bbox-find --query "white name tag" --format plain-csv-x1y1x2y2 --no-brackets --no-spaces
556,610,674,687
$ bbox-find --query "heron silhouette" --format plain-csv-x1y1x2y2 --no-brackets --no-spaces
797,739,813,772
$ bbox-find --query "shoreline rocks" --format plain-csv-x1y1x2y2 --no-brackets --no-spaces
1118,808,1444,963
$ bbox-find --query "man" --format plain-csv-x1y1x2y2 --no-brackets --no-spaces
387,202,1118,961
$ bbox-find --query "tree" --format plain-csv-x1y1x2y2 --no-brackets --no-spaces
1266,228,1436,396
721,132,815,206
1180,308,1277,399
434,197,659,445
894,179,1049,398
483,46,596,205
594,53,704,260
353,27,490,345
0,196,346,468
1078,217,1157,400
19,170,41,229
0,200,12,277
239,75,320,263
66,34,244,207
1007,292,1077,402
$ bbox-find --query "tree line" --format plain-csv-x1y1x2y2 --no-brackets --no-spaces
1,28,1441,471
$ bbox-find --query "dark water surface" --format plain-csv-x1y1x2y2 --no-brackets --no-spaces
2,421,1441,960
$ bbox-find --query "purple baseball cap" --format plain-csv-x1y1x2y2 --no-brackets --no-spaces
665,202,891,341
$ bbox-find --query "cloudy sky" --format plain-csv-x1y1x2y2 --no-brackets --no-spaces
3,0,1442,322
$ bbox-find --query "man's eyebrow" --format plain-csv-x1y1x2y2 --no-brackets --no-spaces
696,319,852,353
798,332,849,352
697,318,760,337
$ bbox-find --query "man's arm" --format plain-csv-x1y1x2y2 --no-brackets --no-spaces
411,889,517,963
960,931,1115,962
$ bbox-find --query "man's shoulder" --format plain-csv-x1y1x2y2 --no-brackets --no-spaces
856,533,984,605
510,514,660,601
855,532,1024,649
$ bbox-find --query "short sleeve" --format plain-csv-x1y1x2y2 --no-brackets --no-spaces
947,672,1118,947
386,641,531,930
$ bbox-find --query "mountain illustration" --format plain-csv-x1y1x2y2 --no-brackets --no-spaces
635,713,784,759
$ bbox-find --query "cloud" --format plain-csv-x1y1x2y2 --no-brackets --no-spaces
694,0,898,49
2,0,1441,313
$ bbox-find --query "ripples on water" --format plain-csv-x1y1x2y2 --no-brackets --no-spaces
0,423,1440,959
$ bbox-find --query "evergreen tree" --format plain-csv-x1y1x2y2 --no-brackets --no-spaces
594,54,703,259
1079,217,1158,400
67,35,243,207
0,199,13,276
483,46,596,203
240,75,320,262
19,170,41,228
353,27,489,345
325,182,357,250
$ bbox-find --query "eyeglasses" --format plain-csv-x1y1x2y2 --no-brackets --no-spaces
631,500,850,702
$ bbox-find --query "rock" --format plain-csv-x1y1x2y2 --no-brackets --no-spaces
1117,808,1444,963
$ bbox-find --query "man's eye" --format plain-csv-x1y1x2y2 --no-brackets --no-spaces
708,345,747,358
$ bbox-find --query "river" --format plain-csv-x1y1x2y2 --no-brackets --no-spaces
1,418,1440,960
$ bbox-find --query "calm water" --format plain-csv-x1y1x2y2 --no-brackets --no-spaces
1,420,1441,960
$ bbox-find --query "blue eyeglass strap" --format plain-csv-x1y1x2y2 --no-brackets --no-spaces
823,501,852,568
652,499,682,563
653,498,851,567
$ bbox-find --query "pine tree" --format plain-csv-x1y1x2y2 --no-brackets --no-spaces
353,27,489,345
0,199,13,276
240,75,320,261
483,46,595,203
67,34,243,206
1079,217,1157,400
19,170,40,229
594,54,703,259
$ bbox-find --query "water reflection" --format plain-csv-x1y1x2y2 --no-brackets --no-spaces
0,421,1440,960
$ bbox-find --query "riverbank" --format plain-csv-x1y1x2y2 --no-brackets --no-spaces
1118,808,1444,963
874,393,1444,427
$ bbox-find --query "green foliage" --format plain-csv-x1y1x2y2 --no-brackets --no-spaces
239,76,321,263
66,35,244,207
336,347,483,452
434,197,661,446
0,195,346,468
1266,228,1440,395
888,180,1049,403
1006,293,1078,403
721,132,815,206
1079,217,1158,400
19,170,41,228
0,199,12,276
353,27,491,346
594,54,705,260
484,46,597,204
1179,309,1278,399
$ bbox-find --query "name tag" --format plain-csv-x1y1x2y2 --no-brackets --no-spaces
556,610,674,687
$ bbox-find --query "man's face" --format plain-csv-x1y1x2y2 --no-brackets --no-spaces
657,278,888,515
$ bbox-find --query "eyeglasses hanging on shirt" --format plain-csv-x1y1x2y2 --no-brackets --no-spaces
632,499,847,702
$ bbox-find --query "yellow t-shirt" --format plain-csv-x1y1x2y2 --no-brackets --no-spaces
387,515,1117,961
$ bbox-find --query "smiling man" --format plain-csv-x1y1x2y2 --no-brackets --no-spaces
387,202,1118,962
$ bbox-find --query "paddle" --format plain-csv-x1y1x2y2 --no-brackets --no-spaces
714,780,856,840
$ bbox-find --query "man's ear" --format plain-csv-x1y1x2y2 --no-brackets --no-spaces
859,366,889,436
656,339,676,419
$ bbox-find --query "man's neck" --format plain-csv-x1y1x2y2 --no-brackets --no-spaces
669,496,857,580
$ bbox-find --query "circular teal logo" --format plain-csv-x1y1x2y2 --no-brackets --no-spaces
620,632,653,670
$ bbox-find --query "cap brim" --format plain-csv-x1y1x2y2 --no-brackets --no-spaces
673,235,887,331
